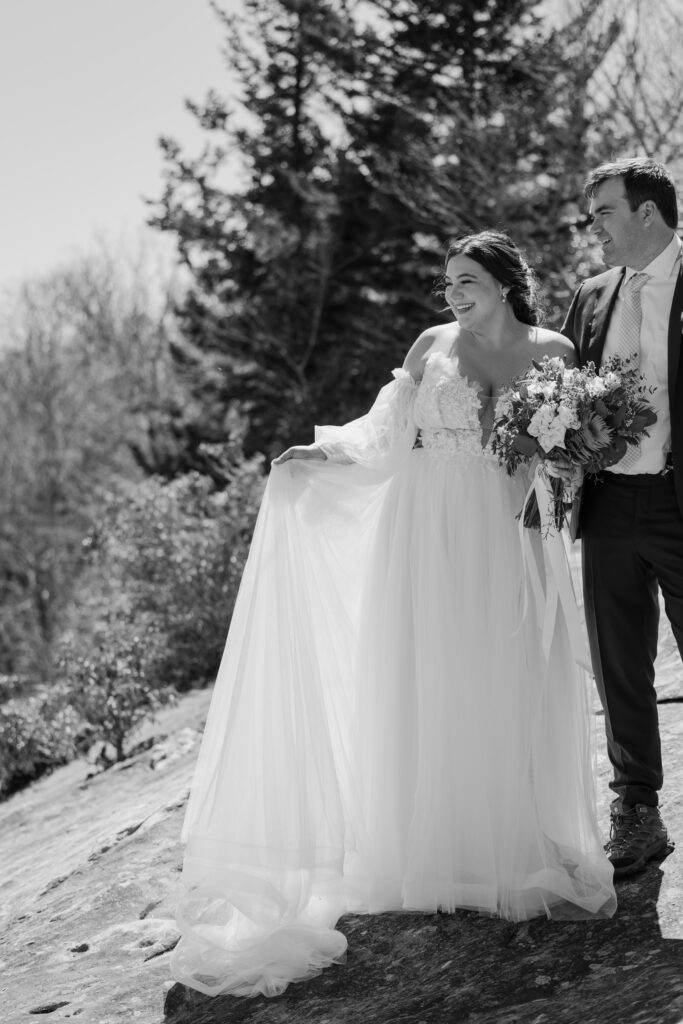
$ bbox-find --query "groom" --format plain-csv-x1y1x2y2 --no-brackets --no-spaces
562,157,683,878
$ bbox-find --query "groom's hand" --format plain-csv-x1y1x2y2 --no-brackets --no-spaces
546,460,584,500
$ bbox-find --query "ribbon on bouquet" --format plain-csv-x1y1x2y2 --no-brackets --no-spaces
518,465,592,672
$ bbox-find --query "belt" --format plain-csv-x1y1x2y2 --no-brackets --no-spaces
598,451,674,486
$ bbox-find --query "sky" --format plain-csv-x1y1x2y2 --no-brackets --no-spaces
0,0,241,290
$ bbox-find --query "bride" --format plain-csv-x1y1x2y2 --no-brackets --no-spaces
171,230,616,998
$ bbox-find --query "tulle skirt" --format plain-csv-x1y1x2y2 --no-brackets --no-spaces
171,449,615,997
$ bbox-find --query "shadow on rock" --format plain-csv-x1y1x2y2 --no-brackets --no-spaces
163,864,683,1024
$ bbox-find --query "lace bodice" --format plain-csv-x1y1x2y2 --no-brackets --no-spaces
414,351,483,431
414,351,499,466
316,350,502,471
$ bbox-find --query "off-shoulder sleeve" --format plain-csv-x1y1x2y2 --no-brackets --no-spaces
315,368,418,471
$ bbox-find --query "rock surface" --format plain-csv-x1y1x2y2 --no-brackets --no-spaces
0,585,682,1024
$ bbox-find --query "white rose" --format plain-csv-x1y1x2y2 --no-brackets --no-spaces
528,404,556,437
527,407,548,437
558,404,580,430
527,381,558,400
538,420,567,450
586,377,607,397
528,406,566,449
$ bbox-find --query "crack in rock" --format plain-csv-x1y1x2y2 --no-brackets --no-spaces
38,875,70,897
143,934,180,961
29,1001,70,1015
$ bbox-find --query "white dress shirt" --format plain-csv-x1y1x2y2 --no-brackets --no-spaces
603,232,682,475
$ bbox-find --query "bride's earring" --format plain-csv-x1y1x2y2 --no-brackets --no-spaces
501,290,508,303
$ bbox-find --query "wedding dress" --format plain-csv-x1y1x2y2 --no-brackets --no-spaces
171,351,616,998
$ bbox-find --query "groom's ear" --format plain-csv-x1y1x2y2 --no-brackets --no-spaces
641,200,658,226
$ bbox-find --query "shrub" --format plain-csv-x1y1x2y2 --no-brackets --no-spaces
60,628,172,764
0,686,82,797
0,445,265,799
79,448,265,692
0,674,31,702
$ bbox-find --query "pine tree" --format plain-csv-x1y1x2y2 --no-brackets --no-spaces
152,0,619,461
152,0,368,456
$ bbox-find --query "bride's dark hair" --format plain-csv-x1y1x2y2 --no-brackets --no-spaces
444,230,544,326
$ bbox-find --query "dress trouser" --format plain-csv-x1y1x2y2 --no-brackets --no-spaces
581,469,683,808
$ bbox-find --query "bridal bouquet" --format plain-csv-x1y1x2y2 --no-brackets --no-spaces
491,355,657,530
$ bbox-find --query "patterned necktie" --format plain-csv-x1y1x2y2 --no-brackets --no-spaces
616,271,649,370
616,271,649,469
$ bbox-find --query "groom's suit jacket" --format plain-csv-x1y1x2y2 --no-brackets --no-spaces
561,259,683,539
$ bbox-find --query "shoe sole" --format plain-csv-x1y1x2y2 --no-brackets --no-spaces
611,837,669,879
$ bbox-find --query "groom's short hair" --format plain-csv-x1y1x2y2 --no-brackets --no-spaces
585,157,679,229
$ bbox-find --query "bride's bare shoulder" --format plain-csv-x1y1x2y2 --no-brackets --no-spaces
403,323,458,380
532,327,576,367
